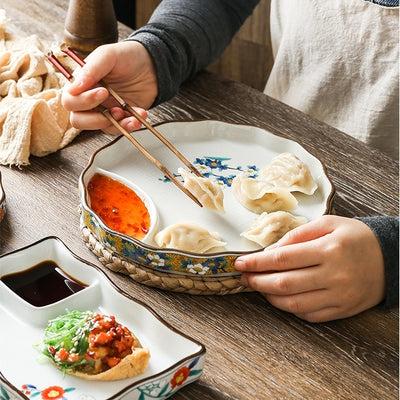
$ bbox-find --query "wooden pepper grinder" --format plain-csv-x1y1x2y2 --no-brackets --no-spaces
64,0,118,55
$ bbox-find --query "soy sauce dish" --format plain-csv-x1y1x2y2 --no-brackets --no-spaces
0,237,205,400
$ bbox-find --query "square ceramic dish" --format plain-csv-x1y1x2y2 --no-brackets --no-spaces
0,237,205,400
79,120,335,282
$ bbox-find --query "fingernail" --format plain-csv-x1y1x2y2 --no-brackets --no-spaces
95,89,106,101
234,258,244,270
126,121,135,132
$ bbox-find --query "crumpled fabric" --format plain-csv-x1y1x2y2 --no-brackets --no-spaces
0,9,80,166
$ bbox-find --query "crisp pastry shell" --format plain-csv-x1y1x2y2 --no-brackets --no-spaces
60,334,150,381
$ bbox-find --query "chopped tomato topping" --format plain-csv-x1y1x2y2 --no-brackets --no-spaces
83,312,134,373
91,331,113,346
85,352,95,360
106,356,121,368
68,353,80,362
56,348,69,361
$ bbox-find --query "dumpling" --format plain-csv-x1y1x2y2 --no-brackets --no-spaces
241,211,308,247
154,222,227,253
178,168,225,213
260,152,318,195
231,173,298,214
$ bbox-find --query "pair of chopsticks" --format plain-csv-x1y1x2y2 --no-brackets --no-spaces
47,44,203,207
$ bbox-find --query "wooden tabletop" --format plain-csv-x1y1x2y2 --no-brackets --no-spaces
1,1,398,399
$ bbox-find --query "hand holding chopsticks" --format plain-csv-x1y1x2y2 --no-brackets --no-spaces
47,45,203,207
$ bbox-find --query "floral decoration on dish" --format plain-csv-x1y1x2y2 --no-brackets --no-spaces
20,384,75,399
0,237,206,400
80,120,335,277
81,207,238,275
159,156,259,186
17,356,202,400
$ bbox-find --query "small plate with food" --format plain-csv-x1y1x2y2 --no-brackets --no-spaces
0,236,205,400
79,120,335,293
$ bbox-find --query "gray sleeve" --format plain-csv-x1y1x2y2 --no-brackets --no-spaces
126,0,260,106
357,216,399,308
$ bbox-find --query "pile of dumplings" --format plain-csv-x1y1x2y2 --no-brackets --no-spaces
153,153,318,254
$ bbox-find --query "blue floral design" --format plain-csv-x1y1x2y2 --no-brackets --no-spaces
159,156,259,186
82,155,256,275
137,357,202,399
194,157,229,174
179,257,229,275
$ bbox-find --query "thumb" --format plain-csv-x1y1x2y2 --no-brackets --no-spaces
68,45,116,95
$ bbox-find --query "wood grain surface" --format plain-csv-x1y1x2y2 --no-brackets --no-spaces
0,1,398,399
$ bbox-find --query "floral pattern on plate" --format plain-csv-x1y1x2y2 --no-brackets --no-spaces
160,156,259,186
79,120,335,276
12,357,203,400
0,237,206,400
20,384,75,399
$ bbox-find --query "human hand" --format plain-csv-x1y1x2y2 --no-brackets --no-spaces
61,40,158,134
234,215,385,322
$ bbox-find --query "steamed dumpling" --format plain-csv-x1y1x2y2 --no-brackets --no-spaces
260,152,318,195
231,173,298,214
178,168,225,213
154,222,226,253
241,211,308,247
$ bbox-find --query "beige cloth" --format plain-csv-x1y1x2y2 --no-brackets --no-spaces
0,10,80,166
266,0,399,160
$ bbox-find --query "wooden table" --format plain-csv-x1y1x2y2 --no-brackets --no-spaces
1,1,398,399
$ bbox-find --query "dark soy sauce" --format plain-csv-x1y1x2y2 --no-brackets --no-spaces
1,260,87,306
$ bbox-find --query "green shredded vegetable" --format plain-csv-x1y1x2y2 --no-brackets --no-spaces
41,310,94,372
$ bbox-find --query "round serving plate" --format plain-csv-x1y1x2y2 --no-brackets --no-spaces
79,120,335,294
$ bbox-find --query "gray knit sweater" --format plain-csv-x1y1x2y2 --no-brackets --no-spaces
128,0,399,307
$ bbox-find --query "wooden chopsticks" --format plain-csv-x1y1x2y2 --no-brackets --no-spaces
47,45,203,207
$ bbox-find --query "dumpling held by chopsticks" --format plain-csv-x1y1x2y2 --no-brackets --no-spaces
178,167,225,213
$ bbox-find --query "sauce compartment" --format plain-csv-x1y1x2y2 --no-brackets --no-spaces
81,167,159,244
1,260,87,307
0,237,101,326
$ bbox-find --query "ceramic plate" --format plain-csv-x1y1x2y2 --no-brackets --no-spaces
80,120,335,275
0,237,205,400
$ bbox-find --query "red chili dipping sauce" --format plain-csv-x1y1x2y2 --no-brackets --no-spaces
87,173,151,240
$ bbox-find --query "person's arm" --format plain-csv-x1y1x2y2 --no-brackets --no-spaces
128,0,260,106
357,216,399,308
62,0,260,132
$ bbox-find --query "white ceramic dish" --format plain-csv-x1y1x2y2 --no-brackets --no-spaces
79,120,335,276
0,237,205,400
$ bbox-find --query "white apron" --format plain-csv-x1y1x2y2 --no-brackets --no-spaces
265,0,399,159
